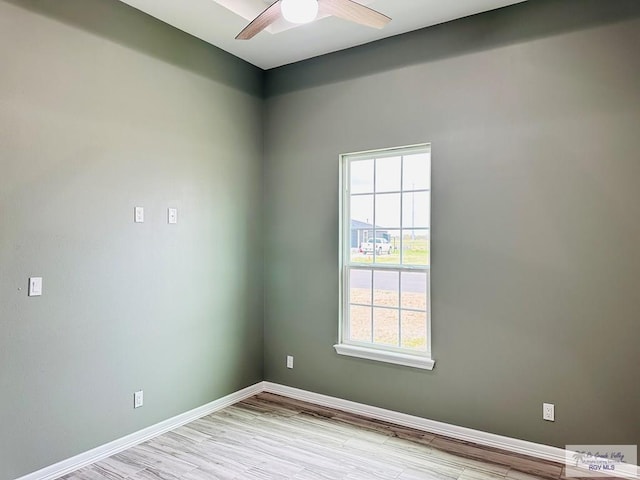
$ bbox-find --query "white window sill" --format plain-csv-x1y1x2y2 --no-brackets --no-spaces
333,344,435,370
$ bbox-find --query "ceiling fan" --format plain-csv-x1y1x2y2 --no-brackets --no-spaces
236,0,391,40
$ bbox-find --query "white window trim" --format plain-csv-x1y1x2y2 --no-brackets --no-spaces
334,144,435,371
334,344,435,370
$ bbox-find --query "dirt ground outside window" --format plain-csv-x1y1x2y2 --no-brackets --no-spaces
349,288,427,350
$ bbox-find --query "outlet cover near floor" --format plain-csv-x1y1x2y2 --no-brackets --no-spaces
134,390,144,409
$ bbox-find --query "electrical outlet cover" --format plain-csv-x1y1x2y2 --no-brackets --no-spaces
168,208,178,224
134,390,144,409
543,402,555,421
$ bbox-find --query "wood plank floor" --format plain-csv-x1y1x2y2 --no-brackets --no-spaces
60,393,565,480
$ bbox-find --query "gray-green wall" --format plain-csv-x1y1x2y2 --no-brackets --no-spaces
0,1,263,479
263,0,640,449
3,1,640,479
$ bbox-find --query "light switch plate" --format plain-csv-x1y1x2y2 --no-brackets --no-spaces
134,207,144,223
28,277,43,296
168,208,178,224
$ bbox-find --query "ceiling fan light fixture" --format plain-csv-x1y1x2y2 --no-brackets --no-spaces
280,0,319,24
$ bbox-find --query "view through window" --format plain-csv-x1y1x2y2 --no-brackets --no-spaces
337,144,433,369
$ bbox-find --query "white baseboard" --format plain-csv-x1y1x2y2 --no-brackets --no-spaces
264,382,636,479
17,381,637,480
16,383,263,480
263,382,568,465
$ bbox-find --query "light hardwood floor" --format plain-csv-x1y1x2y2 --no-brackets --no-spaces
60,393,565,480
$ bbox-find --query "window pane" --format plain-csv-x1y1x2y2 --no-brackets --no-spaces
373,308,399,346
401,272,427,310
403,153,430,191
373,270,399,308
350,159,374,194
350,195,374,264
375,193,400,229
349,269,372,305
350,305,372,343
402,230,430,266
401,311,427,351
402,192,430,229
351,194,373,226
376,156,401,192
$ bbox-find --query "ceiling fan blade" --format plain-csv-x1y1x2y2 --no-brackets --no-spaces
319,0,390,29
236,1,282,40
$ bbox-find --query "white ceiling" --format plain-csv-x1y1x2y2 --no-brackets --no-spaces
116,0,527,69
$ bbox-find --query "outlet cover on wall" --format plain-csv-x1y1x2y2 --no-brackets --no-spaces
134,390,144,409
286,355,294,369
543,402,555,421
168,208,178,224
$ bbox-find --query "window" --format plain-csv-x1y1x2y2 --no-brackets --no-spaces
335,144,434,370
